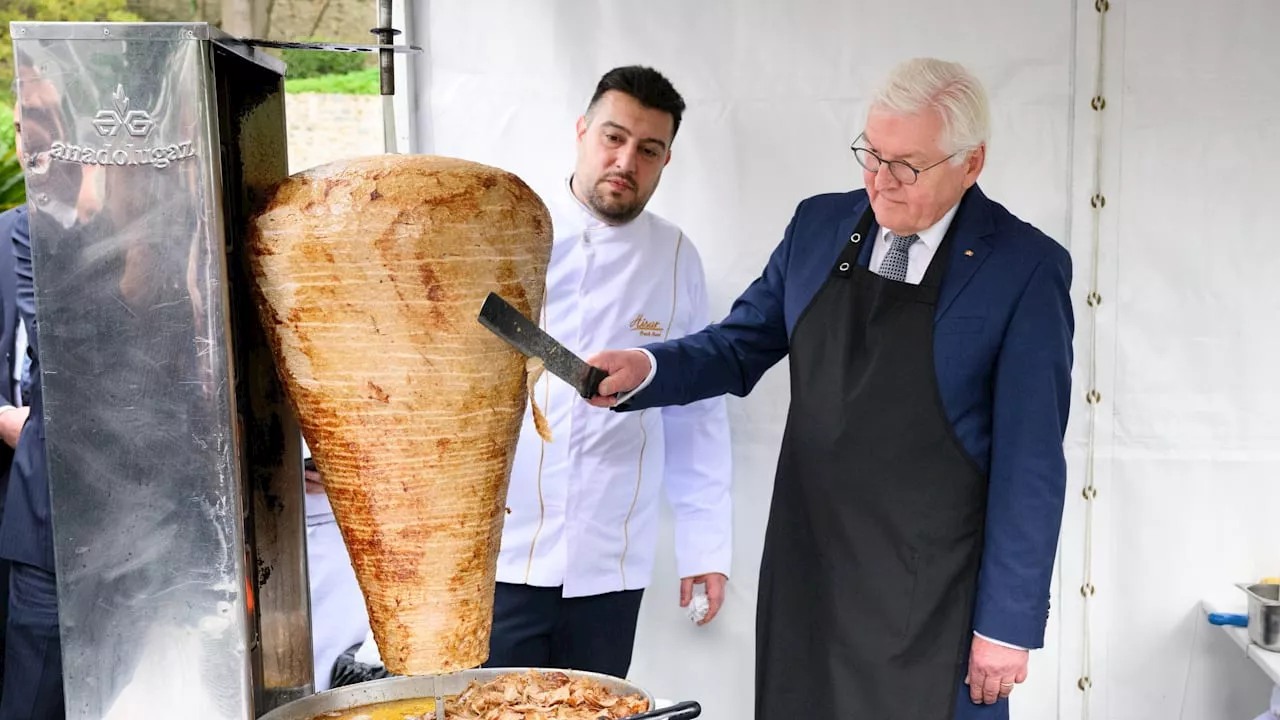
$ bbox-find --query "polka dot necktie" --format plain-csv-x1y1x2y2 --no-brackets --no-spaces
879,233,919,282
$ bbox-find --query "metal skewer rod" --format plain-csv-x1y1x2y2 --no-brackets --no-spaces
374,0,399,154
433,674,446,720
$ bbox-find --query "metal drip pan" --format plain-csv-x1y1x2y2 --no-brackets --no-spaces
259,668,655,720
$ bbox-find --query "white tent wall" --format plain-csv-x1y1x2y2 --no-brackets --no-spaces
397,1,1280,718
1075,1,1280,719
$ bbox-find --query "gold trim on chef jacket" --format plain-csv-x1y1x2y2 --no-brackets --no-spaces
618,231,684,586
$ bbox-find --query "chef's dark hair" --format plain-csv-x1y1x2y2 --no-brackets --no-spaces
587,65,686,140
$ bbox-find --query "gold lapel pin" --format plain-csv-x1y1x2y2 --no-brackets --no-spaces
964,249,975,257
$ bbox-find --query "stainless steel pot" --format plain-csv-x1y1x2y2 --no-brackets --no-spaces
258,668,655,720
1238,582,1280,652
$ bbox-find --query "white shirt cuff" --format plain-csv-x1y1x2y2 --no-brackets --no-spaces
974,631,1028,651
612,348,657,406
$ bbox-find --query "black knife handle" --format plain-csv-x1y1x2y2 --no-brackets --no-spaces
581,364,610,400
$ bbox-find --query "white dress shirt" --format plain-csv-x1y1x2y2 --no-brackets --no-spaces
868,201,959,285
496,177,734,598
12,322,26,407
2,322,27,412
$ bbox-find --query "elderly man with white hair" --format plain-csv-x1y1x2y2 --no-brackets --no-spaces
585,57,1074,719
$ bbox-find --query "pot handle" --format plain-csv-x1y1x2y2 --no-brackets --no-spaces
611,700,701,720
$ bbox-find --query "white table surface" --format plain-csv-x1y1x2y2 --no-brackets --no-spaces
1201,597,1280,687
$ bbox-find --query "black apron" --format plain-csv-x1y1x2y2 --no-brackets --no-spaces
756,202,988,719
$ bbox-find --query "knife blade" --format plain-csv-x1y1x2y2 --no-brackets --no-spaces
477,291,609,399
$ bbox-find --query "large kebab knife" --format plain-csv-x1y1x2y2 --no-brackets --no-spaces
477,292,609,400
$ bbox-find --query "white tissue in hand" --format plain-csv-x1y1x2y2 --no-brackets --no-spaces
687,593,710,623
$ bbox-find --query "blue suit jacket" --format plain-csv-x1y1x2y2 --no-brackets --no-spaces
0,204,54,573
0,207,22,492
624,185,1074,650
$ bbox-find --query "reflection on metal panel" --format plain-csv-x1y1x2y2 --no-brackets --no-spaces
12,21,309,719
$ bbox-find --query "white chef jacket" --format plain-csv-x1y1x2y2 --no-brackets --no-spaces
496,177,734,598
301,440,371,691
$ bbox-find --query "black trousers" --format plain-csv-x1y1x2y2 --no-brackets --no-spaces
0,562,62,720
484,582,645,679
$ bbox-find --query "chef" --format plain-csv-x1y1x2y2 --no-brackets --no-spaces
588,58,1074,719
487,65,734,680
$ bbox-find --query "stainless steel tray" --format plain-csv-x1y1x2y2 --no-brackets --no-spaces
1238,583,1280,652
258,667,655,720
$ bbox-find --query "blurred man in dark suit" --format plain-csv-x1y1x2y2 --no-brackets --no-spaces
0,71,63,720
0,174,30,699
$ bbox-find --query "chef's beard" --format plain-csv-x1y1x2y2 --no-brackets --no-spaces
585,176,650,225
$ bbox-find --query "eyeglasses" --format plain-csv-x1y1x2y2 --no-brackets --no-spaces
850,132,958,186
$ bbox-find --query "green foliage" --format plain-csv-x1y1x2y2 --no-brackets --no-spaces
0,104,24,211
285,67,378,96
0,104,12,150
0,151,24,213
278,40,369,80
1,0,144,107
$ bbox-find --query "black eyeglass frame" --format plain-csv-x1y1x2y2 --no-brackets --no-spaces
850,132,961,185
